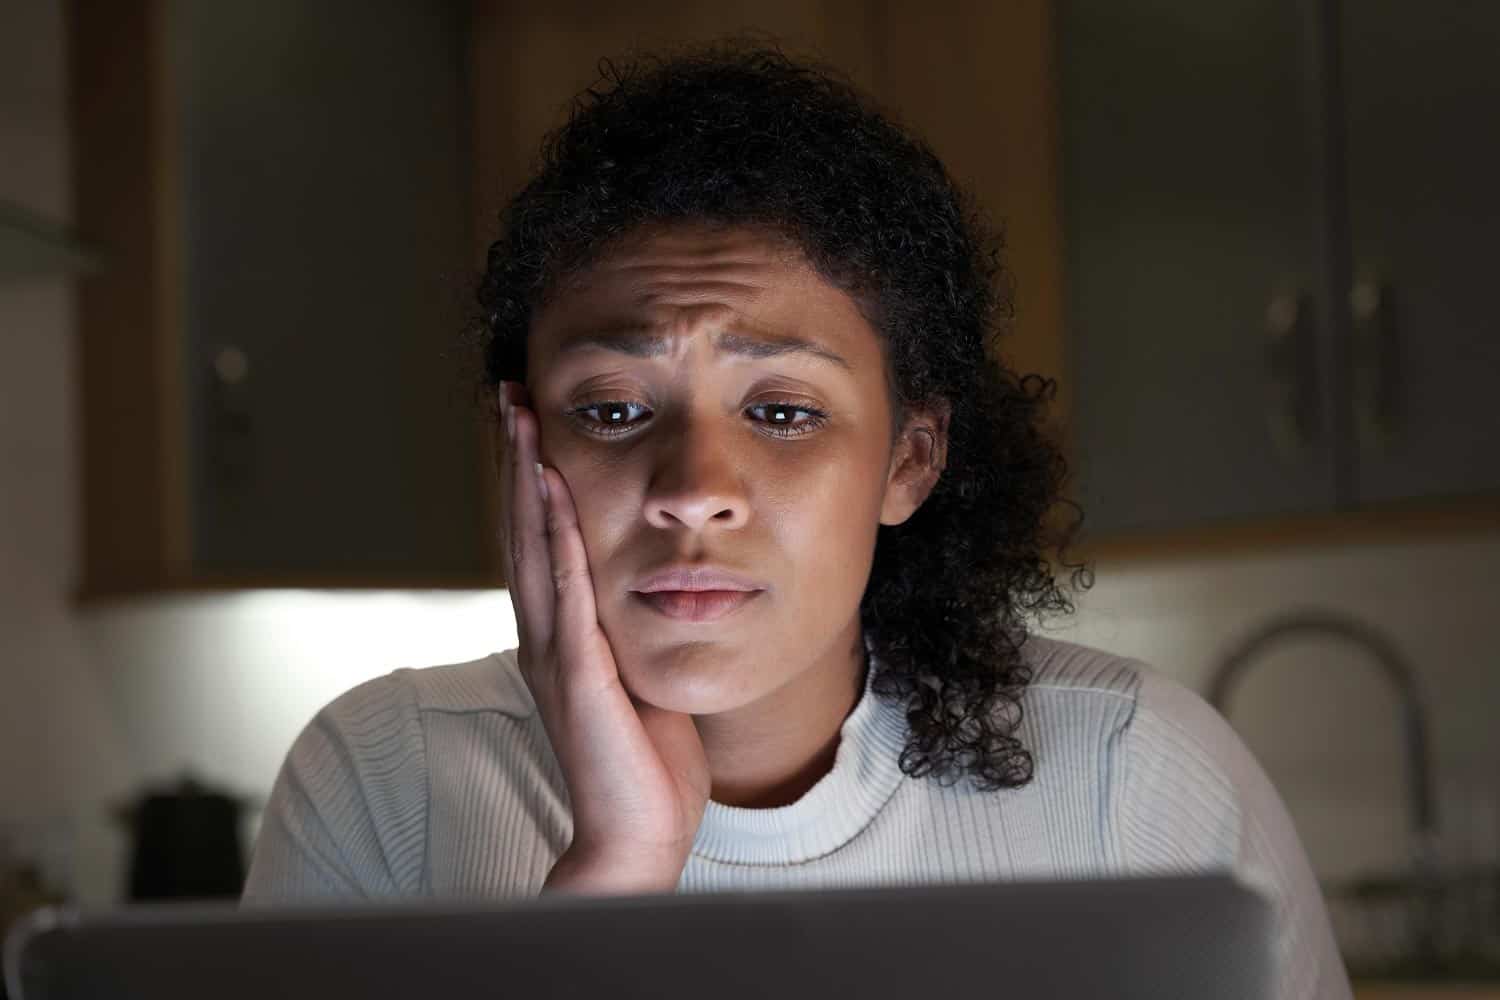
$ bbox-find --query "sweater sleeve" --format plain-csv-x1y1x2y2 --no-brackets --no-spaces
1117,668,1353,1000
241,672,430,903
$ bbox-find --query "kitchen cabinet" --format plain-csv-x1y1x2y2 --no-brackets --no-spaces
70,0,489,596
1340,2,1500,507
1060,0,1500,546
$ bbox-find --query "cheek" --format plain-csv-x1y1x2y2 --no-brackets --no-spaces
559,463,637,570
555,450,674,614
776,451,885,590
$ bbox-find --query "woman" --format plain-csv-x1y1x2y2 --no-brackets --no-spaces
243,45,1351,998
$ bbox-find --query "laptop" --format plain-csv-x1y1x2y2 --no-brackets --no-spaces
6,873,1271,999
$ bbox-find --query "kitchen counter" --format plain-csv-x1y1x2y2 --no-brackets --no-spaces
1355,984,1500,999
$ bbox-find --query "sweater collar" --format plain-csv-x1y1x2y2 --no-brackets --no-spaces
689,633,910,866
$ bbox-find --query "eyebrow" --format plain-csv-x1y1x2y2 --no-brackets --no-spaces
555,327,854,372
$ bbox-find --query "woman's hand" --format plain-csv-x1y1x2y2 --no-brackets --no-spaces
497,381,711,894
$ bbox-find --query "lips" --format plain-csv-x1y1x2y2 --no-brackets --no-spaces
632,564,767,594
633,590,763,623
630,563,768,623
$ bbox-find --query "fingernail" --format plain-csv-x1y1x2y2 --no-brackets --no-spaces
534,462,548,502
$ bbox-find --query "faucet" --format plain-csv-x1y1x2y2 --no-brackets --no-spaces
1207,609,1442,965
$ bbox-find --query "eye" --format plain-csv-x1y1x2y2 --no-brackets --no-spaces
568,400,651,436
747,401,829,438
567,399,830,439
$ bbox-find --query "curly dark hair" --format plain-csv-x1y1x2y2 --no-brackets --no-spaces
474,42,1090,792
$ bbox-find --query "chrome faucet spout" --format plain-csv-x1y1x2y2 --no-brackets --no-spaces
1207,609,1441,963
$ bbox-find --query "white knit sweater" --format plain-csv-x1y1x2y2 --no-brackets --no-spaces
242,634,1352,999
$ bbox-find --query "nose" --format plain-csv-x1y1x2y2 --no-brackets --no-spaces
643,413,751,534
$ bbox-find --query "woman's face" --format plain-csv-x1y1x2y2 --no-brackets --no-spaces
516,221,946,716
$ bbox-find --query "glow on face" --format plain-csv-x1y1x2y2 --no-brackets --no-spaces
524,223,910,715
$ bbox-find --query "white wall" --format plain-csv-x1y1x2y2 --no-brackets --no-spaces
3,0,1496,925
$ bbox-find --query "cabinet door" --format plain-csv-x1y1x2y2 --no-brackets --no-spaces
174,0,486,577
1060,0,1337,537
1342,3,1500,506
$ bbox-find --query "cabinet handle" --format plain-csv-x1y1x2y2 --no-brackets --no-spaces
1351,278,1400,451
1265,290,1319,459
213,345,250,386
207,345,254,489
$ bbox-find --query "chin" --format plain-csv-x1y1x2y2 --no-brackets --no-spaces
612,641,771,716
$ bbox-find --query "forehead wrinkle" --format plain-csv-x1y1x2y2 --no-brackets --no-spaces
541,227,858,372
579,300,772,361
632,279,768,311
552,335,855,374
610,251,780,277
650,301,744,362
624,272,775,360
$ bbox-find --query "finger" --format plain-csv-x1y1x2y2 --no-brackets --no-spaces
507,389,557,659
497,382,537,651
497,383,520,638
537,462,615,691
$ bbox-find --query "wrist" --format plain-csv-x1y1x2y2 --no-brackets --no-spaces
541,843,688,896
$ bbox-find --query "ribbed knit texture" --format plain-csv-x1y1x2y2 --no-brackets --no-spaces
242,634,1351,999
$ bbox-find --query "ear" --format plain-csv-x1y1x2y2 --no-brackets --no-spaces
879,398,951,527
